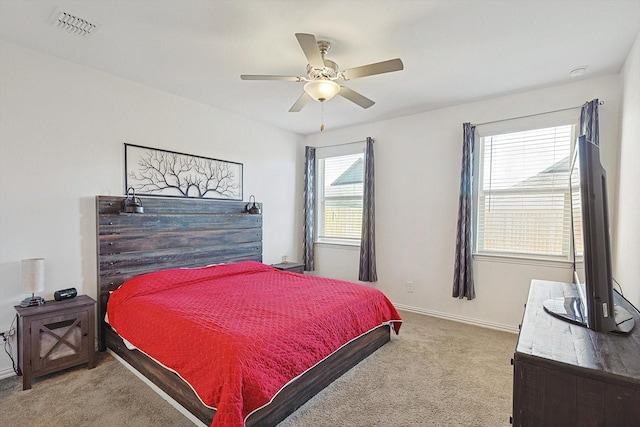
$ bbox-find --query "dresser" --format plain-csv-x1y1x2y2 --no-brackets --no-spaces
512,280,640,426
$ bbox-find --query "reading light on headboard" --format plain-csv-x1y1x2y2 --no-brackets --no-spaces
122,187,144,213
244,195,261,214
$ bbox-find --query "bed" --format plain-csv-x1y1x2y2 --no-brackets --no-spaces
96,195,401,426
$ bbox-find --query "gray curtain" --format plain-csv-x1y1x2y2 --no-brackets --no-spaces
303,146,316,271
452,123,476,300
359,137,377,282
580,99,599,146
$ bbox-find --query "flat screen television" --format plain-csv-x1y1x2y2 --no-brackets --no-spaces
543,135,634,334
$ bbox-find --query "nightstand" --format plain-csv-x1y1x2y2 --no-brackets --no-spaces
271,262,305,274
15,295,96,390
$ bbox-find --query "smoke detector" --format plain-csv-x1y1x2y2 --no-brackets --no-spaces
569,66,587,78
51,8,100,37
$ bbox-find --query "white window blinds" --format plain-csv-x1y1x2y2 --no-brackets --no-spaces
316,148,364,243
476,124,575,259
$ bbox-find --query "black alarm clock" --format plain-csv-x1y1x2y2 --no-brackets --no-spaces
54,287,77,301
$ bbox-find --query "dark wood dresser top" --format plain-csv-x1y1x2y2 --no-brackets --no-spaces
516,280,640,385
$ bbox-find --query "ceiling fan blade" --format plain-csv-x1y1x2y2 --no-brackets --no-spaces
241,75,302,81
295,33,325,69
342,58,404,80
338,86,375,109
289,92,312,112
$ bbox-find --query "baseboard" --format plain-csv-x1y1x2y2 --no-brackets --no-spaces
0,367,16,380
108,349,207,427
393,303,520,334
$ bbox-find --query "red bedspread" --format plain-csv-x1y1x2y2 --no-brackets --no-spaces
107,261,401,427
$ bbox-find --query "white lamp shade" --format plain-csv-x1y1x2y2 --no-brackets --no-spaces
22,258,45,294
303,80,340,102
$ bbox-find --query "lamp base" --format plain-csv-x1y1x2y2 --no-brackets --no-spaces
20,296,45,308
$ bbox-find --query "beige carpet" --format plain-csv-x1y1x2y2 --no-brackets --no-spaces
0,311,516,426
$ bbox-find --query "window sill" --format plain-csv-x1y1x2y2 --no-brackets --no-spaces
473,253,573,269
315,240,361,250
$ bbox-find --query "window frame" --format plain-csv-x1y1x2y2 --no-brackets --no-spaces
472,111,580,263
314,143,365,247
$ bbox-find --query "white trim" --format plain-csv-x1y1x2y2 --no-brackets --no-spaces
476,108,580,136
473,253,573,269
474,120,579,261
394,303,520,334
108,349,207,427
314,241,360,249
315,141,365,159
315,150,365,244
0,367,16,380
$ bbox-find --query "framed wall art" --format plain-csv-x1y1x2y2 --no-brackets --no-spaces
124,144,243,200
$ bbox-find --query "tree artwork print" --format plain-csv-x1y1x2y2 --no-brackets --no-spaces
125,144,243,200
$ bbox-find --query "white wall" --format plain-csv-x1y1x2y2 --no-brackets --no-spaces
614,30,640,309
0,41,302,377
304,75,622,332
1,36,635,378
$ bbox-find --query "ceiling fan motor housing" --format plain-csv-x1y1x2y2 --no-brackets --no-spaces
307,59,338,80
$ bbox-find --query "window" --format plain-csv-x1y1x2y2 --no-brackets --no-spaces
475,123,577,260
316,150,364,244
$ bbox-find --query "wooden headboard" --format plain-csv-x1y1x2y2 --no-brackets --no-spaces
95,195,262,351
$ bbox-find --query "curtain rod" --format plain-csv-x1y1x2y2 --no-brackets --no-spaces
311,139,367,149
472,101,604,128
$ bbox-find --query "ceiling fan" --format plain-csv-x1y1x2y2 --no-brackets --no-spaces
241,33,404,112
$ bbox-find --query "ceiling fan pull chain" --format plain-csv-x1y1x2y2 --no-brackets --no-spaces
320,102,325,132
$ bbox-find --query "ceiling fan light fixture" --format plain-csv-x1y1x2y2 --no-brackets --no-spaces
304,80,340,102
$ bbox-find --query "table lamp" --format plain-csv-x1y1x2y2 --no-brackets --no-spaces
20,258,45,307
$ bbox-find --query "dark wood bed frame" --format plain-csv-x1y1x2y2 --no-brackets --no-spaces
96,195,391,426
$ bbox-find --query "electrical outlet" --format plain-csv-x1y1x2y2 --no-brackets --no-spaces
406,281,414,293
1,329,15,338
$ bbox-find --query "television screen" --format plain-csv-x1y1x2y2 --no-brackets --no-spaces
569,150,588,314
543,136,634,334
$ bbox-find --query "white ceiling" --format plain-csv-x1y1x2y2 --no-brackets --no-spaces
1,0,639,135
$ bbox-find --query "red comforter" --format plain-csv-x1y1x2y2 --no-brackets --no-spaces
107,261,401,427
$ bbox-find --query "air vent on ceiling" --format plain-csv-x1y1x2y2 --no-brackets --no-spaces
52,9,99,37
